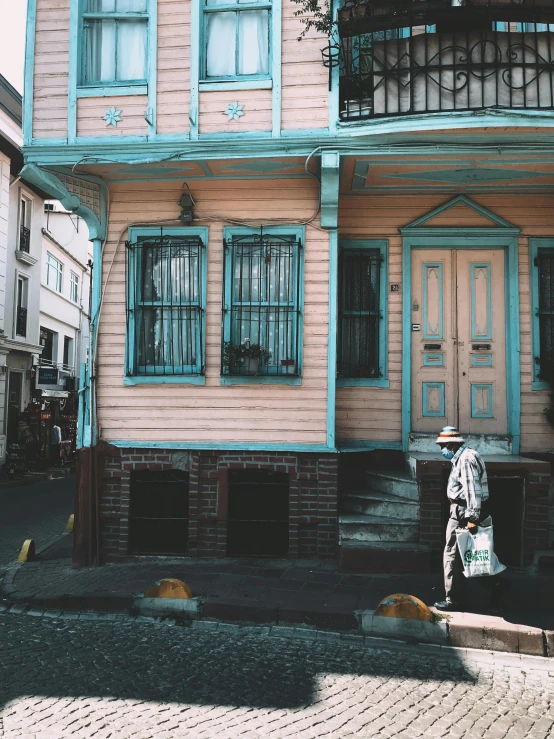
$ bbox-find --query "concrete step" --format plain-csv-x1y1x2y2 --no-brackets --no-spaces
364,470,419,501
341,489,420,518
338,514,419,544
338,540,431,573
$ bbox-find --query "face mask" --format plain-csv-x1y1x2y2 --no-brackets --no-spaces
441,448,455,460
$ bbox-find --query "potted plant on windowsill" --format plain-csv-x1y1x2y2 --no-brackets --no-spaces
242,339,272,375
280,358,296,375
223,339,272,375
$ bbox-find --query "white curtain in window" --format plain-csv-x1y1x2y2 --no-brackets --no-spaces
206,12,237,77
238,10,269,75
118,21,147,80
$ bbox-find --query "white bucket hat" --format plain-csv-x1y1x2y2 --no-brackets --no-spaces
435,426,465,445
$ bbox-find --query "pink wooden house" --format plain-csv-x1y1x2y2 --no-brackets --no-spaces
22,0,554,571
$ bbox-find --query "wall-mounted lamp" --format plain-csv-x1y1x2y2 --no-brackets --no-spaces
178,183,195,223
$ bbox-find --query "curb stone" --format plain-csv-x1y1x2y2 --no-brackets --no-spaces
1,607,552,676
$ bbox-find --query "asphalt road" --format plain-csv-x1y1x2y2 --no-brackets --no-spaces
0,474,75,567
0,613,552,739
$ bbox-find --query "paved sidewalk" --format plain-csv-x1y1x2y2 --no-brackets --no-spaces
0,473,75,568
2,553,554,634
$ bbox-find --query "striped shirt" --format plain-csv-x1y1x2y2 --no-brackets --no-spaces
447,445,489,522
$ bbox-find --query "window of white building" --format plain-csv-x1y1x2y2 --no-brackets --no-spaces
46,253,63,293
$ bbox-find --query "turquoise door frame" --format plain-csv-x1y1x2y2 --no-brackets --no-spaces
400,197,521,454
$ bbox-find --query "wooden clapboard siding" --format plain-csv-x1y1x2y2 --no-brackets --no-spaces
32,0,69,139
96,177,329,446
76,96,149,137
198,90,272,134
281,0,328,130
0,154,9,329
157,0,190,135
336,193,554,452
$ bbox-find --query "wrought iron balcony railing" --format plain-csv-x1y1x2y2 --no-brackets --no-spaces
19,225,30,253
338,26,554,120
16,307,27,337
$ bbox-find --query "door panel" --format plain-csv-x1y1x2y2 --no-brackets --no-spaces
456,250,507,434
412,250,455,432
412,249,507,437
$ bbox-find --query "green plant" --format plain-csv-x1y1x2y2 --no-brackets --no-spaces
291,0,335,37
222,341,272,367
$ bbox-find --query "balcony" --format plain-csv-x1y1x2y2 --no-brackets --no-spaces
334,0,554,121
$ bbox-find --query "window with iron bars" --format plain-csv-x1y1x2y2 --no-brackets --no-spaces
222,229,303,378
126,228,206,377
537,248,554,383
338,246,383,379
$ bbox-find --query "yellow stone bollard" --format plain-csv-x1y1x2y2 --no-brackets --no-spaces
144,578,192,599
65,514,74,532
18,539,36,563
374,593,433,622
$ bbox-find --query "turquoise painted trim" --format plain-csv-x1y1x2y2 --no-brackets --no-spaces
328,229,338,449
126,226,208,381
272,0,282,138
328,0,339,135
198,131,272,140
29,138,69,146
423,353,444,367
110,441,338,452
68,0,80,143
471,353,493,367
470,263,492,341
125,375,206,386
280,128,330,137
321,151,340,228
18,164,107,240
76,85,148,97
337,378,390,387
199,80,273,91
220,375,302,385
422,382,445,417
529,238,554,390
191,0,200,141
23,0,37,146
337,440,403,451
422,262,443,340
401,198,521,453
90,238,103,446
74,135,149,145
337,239,388,386
471,383,494,419
77,362,86,449
222,224,305,383
147,0,157,137
402,195,518,232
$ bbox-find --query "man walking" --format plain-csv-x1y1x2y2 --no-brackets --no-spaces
433,426,510,612
50,422,62,468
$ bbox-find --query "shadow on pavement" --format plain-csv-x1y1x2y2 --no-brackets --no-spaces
0,613,476,712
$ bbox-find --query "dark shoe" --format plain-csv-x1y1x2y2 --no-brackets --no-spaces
490,579,511,607
434,598,464,612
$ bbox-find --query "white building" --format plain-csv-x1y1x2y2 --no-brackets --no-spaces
0,74,44,461
38,202,92,408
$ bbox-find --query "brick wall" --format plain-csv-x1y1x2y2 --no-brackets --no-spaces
99,449,338,562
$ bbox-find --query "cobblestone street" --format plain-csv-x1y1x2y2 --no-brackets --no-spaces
0,475,75,567
0,612,553,739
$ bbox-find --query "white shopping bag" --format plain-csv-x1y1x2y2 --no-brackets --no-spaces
455,516,506,578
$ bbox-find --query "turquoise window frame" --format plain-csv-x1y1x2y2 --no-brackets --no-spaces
529,238,554,391
200,0,273,84
70,0,157,140
337,239,389,388
125,226,208,386
221,225,304,386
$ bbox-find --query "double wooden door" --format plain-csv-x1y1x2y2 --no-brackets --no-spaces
411,249,507,435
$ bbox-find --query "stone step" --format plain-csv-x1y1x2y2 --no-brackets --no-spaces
338,515,419,544
342,489,420,519
364,470,419,501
